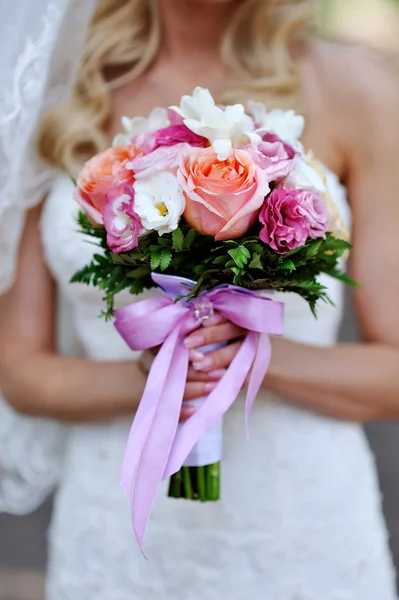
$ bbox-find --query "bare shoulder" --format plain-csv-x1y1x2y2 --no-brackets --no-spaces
309,41,398,107
298,40,399,166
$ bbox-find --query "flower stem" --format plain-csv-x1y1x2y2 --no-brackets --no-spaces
182,466,193,500
168,463,220,501
168,468,182,498
197,466,206,502
206,463,220,501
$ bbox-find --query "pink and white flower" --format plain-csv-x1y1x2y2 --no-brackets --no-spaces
128,143,193,179
284,154,327,194
103,185,141,253
259,187,329,253
112,108,170,147
133,171,185,235
248,102,305,152
246,133,295,182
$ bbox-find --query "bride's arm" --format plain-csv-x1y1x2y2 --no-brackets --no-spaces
0,205,147,422
183,50,399,422
0,206,200,422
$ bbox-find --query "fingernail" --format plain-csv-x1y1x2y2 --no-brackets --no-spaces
193,356,213,371
180,405,197,421
181,405,197,417
207,369,226,380
189,349,205,362
202,314,223,328
184,334,205,349
204,382,218,392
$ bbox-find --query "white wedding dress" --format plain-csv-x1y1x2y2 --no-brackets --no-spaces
0,171,397,600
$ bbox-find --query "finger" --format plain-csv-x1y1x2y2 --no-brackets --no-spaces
138,350,154,375
202,313,226,328
179,404,197,422
183,381,218,401
184,322,245,350
149,345,161,356
191,341,242,372
187,366,226,382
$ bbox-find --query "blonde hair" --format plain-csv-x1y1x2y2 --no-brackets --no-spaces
37,0,316,177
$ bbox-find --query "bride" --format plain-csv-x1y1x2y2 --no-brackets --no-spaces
1,0,399,598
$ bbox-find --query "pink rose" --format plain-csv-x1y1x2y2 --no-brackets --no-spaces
153,124,208,149
246,133,295,182
178,148,269,240
259,187,329,253
76,145,143,224
103,185,141,254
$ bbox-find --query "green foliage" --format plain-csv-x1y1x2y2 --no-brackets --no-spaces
71,213,356,318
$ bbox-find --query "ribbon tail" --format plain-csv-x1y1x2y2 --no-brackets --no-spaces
245,332,272,439
164,332,257,478
132,328,189,550
120,323,182,505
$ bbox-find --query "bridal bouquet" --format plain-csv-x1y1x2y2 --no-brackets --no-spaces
72,87,352,548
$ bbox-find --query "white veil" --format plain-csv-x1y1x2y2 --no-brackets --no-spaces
0,0,97,513
0,0,97,294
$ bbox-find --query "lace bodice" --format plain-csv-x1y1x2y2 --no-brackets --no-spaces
0,172,397,599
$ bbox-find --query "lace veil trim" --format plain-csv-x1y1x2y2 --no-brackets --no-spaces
0,0,96,513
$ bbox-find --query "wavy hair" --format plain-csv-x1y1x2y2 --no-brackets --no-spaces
37,0,316,176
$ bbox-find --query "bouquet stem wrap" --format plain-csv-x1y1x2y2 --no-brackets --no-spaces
181,341,224,468
114,274,284,551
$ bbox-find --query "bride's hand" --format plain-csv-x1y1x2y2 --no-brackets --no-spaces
138,348,219,421
183,312,246,381
139,314,246,417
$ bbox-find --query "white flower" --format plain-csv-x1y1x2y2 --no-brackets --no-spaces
170,87,216,120
133,172,185,236
171,87,260,160
248,101,305,152
284,154,327,194
112,108,170,146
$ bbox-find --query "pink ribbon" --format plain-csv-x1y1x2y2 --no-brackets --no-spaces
114,274,284,551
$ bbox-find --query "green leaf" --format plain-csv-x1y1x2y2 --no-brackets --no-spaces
130,279,145,295
126,266,150,279
283,244,307,258
172,228,184,251
151,252,162,270
160,248,172,271
327,268,359,287
225,259,237,269
281,259,296,271
158,237,170,247
323,233,352,252
212,255,229,266
305,240,323,259
93,253,108,265
70,176,77,187
247,242,265,255
183,229,197,249
231,267,242,276
228,246,251,268
249,254,263,270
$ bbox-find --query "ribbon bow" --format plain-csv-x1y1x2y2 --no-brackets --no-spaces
114,274,284,551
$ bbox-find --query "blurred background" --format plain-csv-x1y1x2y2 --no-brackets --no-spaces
1,0,399,598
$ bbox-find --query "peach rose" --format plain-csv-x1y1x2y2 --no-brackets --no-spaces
76,144,143,224
177,148,269,240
